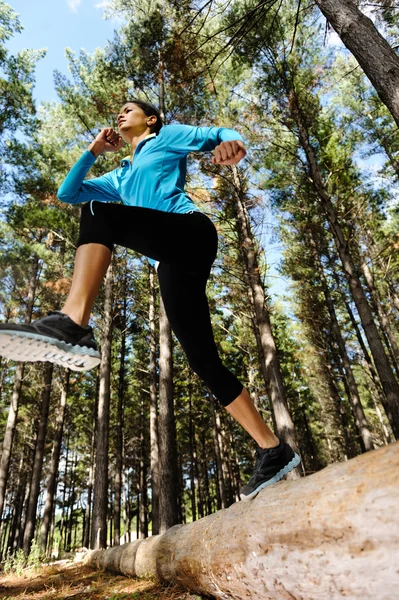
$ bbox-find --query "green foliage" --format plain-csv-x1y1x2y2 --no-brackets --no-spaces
0,2,45,143
3,548,25,576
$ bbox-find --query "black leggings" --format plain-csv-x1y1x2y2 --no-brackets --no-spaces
77,201,243,406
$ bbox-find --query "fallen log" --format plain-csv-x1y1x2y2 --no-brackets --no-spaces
85,442,399,599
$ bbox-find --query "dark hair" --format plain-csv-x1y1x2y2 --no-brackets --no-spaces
125,99,163,134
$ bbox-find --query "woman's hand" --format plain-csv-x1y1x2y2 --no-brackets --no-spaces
88,128,124,157
212,140,247,165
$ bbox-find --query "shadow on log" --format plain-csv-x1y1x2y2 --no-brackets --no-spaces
85,442,399,599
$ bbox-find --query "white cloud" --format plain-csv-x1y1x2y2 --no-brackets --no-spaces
67,0,82,12
94,0,110,7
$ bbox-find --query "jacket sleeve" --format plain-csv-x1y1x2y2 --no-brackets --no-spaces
57,150,121,205
162,124,244,154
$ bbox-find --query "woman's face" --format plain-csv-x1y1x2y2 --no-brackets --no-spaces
117,103,155,140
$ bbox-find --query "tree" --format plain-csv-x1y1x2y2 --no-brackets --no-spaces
314,0,399,127
91,263,113,549
86,442,399,600
0,2,44,148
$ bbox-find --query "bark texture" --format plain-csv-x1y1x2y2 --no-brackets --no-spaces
149,267,160,535
91,263,113,549
86,442,399,600
231,166,299,456
158,297,178,533
23,362,54,555
40,369,69,554
0,256,40,518
315,0,399,127
288,87,399,437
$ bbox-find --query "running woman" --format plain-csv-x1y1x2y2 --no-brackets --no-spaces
0,100,300,500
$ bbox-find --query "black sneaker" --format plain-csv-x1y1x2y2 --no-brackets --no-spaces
0,311,101,371
240,440,301,501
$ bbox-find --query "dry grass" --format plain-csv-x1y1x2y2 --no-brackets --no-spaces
0,562,208,600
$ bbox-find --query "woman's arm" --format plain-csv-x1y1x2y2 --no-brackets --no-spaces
57,128,123,205
162,124,246,157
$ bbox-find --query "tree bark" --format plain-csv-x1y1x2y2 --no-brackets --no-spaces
40,369,69,555
329,261,394,441
66,453,78,551
91,263,113,549
8,453,27,553
138,393,148,539
86,442,399,600
288,88,399,438
211,401,227,509
114,279,127,546
148,266,160,535
309,232,374,451
187,381,197,522
231,166,300,458
0,256,40,519
83,384,98,549
315,0,399,127
158,297,178,533
361,257,399,369
23,362,54,556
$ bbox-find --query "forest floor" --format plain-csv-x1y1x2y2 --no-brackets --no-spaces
0,561,207,600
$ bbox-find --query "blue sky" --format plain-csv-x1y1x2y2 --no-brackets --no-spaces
6,0,117,105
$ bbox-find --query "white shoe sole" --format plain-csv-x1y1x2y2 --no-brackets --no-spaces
0,331,101,372
240,453,301,502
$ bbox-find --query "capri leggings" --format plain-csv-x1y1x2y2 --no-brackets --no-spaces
77,201,243,406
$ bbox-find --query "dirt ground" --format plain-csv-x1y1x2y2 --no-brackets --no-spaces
0,562,207,600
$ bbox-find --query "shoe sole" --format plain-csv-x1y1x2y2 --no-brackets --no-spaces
240,453,301,502
0,330,101,372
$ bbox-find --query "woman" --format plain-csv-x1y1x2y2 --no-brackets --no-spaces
0,100,300,500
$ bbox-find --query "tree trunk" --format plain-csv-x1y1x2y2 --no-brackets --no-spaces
288,88,399,438
23,362,54,556
8,453,27,554
231,166,300,458
187,381,197,522
83,386,98,549
148,266,160,535
361,257,399,369
17,468,31,551
0,364,24,521
330,262,394,441
315,0,399,127
66,453,78,551
114,281,127,546
196,423,205,520
211,401,227,510
139,394,148,539
91,263,113,549
0,256,40,519
158,297,178,533
309,233,374,451
86,442,399,600
40,369,69,555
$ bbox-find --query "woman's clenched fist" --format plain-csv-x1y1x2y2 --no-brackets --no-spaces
212,140,246,165
89,128,124,157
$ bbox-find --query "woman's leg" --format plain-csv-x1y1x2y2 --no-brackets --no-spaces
62,243,112,327
67,203,299,498
157,261,278,447
225,387,279,449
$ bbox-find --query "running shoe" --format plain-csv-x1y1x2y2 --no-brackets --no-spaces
240,439,301,501
0,311,101,371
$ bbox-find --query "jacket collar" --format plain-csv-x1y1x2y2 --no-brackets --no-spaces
120,133,157,166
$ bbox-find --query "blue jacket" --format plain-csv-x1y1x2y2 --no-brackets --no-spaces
57,124,243,214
